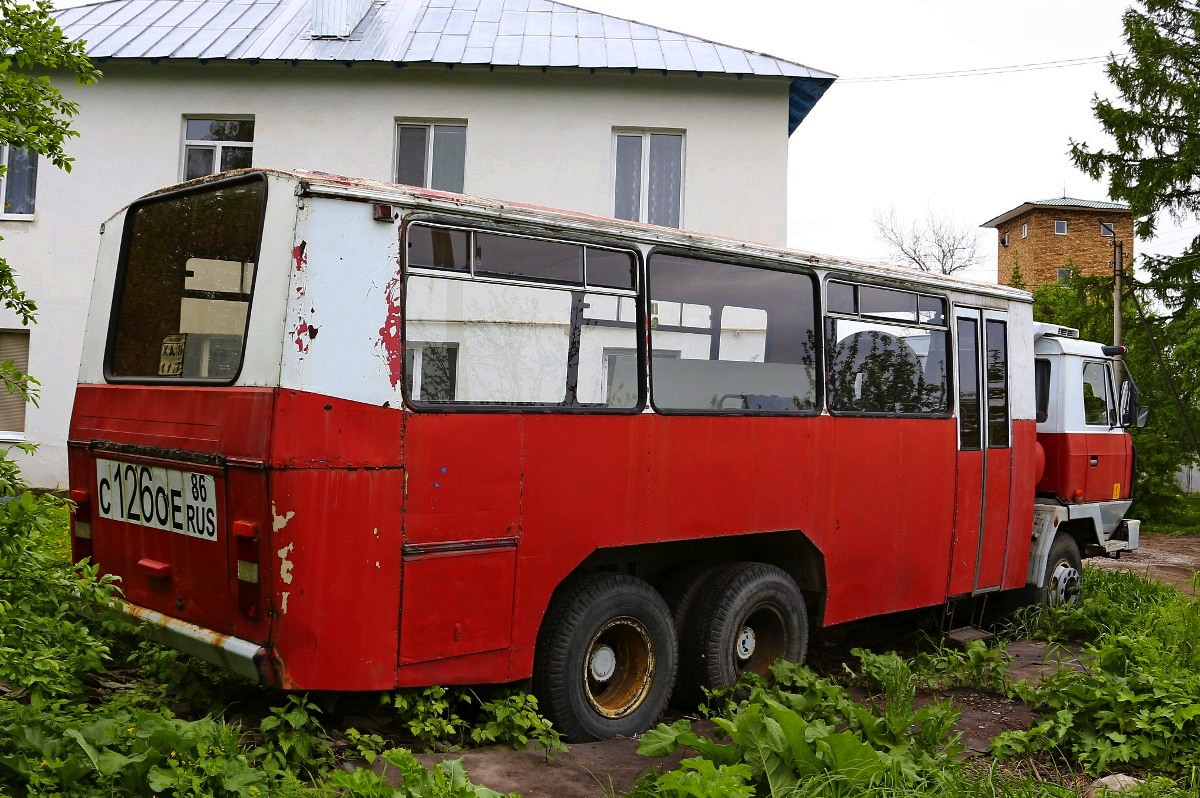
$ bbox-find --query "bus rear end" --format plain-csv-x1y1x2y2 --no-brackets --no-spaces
69,173,283,684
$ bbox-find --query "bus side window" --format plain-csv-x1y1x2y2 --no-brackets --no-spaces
403,225,640,409
825,283,949,416
647,254,817,413
1034,358,1051,424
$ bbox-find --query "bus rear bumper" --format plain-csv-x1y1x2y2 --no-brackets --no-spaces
113,601,275,686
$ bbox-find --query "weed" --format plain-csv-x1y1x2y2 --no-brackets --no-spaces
470,691,566,757
255,694,335,780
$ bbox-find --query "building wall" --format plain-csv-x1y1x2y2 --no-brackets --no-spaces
996,208,1134,287
0,61,790,487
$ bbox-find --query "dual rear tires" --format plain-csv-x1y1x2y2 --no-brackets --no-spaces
533,564,808,742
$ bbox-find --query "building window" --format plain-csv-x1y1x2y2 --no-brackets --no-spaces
1054,220,1068,235
1101,222,1115,237
1021,222,1028,239
0,145,38,217
1057,266,1073,282
613,130,684,228
0,330,31,435
1000,231,1009,247
182,118,254,181
395,123,467,193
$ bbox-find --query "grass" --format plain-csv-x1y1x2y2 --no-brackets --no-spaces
1140,495,1200,536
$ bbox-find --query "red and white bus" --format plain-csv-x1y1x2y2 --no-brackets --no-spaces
68,170,1143,741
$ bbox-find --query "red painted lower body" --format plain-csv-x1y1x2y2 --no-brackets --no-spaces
70,385,1041,690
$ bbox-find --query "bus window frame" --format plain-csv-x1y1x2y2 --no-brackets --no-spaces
821,277,953,419
103,171,269,386
399,215,647,415
645,246,823,418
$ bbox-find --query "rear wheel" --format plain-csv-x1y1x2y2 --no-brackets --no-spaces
533,573,676,742
676,563,807,708
1042,533,1082,606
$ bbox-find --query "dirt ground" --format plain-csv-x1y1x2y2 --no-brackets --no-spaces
406,534,1200,797
1088,532,1200,592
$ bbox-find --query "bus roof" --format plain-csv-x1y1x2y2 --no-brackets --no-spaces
135,168,1033,305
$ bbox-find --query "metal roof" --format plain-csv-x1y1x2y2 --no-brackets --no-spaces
54,0,837,131
981,197,1132,229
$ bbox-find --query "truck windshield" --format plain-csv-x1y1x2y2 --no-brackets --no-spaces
107,176,265,382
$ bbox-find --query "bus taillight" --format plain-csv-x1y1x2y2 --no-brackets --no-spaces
233,521,260,618
69,488,93,561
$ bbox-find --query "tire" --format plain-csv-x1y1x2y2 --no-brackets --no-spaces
676,562,808,709
659,561,726,630
1041,532,1082,606
532,573,676,742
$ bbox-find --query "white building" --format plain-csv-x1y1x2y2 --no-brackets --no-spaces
0,0,834,486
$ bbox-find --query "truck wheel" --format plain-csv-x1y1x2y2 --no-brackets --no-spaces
533,573,676,742
1042,533,1082,606
676,563,807,708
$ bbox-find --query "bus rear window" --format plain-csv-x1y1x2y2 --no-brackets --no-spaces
108,177,265,382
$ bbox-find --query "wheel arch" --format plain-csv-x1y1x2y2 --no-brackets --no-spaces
548,529,827,628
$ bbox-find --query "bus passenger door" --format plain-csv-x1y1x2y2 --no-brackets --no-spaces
948,308,1012,595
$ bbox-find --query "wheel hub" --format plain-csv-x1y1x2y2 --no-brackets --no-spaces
582,617,655,719
589,644,617,682
735,626,757,661
1050,560,1081,606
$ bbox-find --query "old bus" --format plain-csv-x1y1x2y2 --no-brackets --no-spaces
69,170,1142,741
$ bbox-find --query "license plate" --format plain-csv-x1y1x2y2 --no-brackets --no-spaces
96,458,218,541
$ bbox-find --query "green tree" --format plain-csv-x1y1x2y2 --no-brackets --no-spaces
1032,272,1200,520
1070,0,1200,240
0,0,99,472
1068,0,1200,520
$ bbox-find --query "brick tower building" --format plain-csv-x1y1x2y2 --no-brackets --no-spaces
982,198,1133,287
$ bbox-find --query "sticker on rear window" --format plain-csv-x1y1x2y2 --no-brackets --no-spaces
96,458,218,540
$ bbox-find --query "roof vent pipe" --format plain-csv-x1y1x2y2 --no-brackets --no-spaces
311,0,373,38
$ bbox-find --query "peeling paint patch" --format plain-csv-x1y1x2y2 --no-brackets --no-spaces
293,319,311,353
271,504,295,532
376,272,404,388
292,241,307,272
280,591,290,614
278,542,295,585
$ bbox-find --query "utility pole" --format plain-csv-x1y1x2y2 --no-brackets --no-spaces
1113,237,1124,353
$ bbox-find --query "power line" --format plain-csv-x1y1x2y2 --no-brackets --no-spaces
840,54,1125,83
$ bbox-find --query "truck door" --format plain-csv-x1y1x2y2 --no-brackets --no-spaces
948,308,1012,595
1081,360,1131,501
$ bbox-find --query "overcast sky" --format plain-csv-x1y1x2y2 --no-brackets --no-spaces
574,0,1189,283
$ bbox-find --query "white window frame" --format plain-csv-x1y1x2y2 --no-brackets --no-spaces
1000,231,1009,247
393,120,468,191
0,144,37,221
179,116,255,182
1054,220,1068,235
1100,221,1115,237
1021,222,1029,239
0,329,31,440
405,341,459,401
611,128,686,228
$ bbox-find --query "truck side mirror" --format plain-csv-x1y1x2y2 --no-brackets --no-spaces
1118,379,1140,428
1137,405,1150,428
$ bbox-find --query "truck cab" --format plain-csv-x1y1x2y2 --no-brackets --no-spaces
1027,323,1145,600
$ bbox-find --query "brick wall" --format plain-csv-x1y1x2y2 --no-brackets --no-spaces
996,209,1133,287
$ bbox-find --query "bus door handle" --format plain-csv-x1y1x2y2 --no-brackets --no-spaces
1089,456,1099,467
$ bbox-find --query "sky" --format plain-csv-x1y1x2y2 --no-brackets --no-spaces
571,0,1190,284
